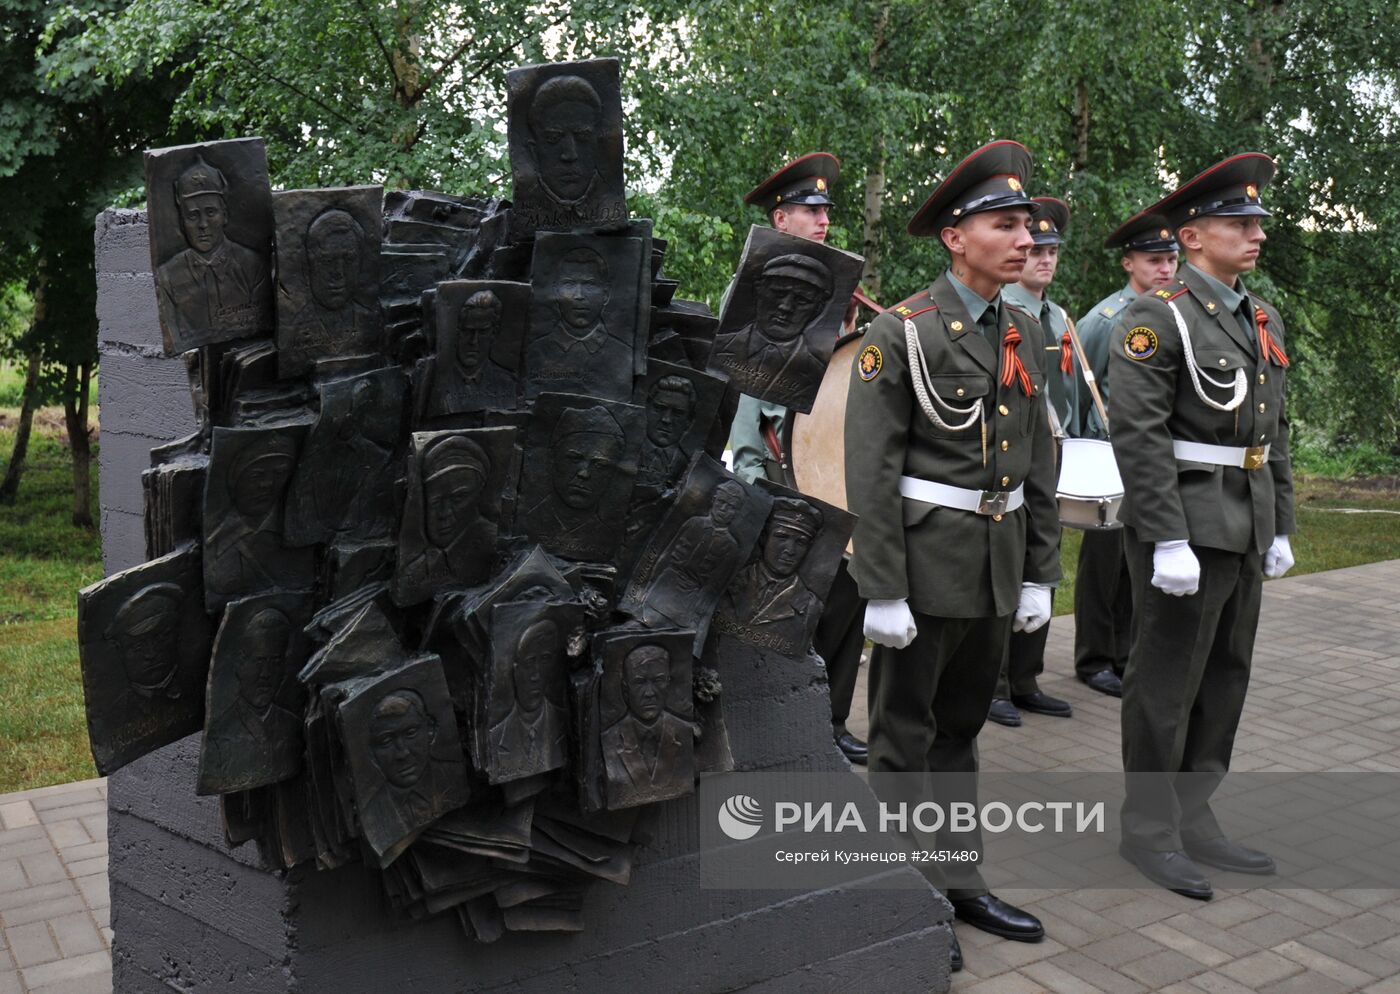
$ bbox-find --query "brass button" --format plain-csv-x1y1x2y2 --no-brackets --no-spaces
956,387,966,397
1001,476,1010,486
1258,372,1267,384
1000,440,1010,452
951,320,964,332
992,514,1003,522
1218,357,1228,367
998,404,1010,416
1258,402,1266,413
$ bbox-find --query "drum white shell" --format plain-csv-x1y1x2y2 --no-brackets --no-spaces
1057,438,1124,530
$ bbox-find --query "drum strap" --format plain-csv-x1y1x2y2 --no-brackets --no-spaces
1060,304,1109,432
1166,300,1248,412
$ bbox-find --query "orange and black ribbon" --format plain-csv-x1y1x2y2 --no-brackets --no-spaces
1001,326,1035,396
1059,330,1074,375
1255,307,1290,367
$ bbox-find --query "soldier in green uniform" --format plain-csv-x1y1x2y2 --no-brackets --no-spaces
725,153,868,765
845,140,1061,970
1071,212,1179,697
990,196,1076,726
1110,153,1295,899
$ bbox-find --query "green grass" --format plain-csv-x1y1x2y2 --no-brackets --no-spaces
0,360,100,410
0,617,97,792
0,412,102,790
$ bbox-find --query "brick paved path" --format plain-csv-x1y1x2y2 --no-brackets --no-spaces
4,560,1400,993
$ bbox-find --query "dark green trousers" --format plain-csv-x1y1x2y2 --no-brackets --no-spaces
996,620,1049,698
1074,528,1133,679
867,610,1013,898
814,558,865,729
1119,527,1262,851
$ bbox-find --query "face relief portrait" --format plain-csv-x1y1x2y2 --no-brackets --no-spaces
392,427,515,606
145,138,275,353
506,59,627,238
710,226,864,412
598,635,694,810
485,606,570,784
424,281,528,417
78,546,214,776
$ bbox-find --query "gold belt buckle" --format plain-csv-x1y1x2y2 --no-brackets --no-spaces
977,490,1010,515
1242,446,1267,470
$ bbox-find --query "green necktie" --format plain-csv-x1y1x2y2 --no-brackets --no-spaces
978,307,1000,352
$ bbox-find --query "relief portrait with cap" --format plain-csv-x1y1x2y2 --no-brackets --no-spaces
518,392,645,562
713,480,856,661
711,225,864,413
480,600,580,784
594,629,696,810
424,280,528,417
620,453,771,649
336,655,471,867
273,186,383,378
77,545,214,775
203,424,316,612
392,426,517,606
284,367,406,547
144,138,275,354
523,232,648,404
197,591,314,794
505,58,627,239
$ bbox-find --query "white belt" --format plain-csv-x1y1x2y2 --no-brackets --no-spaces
900,476,1025,516
1172,439,1271,470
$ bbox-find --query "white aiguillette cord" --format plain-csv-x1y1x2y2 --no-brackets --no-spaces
904,317,986,464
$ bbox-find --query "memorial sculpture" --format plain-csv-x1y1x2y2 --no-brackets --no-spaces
80,55,866,946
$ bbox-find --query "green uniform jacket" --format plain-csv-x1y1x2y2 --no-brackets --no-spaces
1073,284,1136,441
844,273,1062,618
1107,267,1295,554
1002,283,1078,437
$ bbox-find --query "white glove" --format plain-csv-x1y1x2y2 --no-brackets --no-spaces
1012,583,1053,634
864,598,918,649
1152,540,1201,597
1263,534,1295,579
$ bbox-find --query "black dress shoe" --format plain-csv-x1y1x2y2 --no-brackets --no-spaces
948,929,962,972
834,730,868,766
1080,669,1123,697
987,698,1022,727
1119,843,1213,899
1011,690,1073,718
949,894,1044,942
1185,836,1277,875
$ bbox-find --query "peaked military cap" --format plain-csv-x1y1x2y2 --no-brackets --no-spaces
1030,196,1069,245
175,156,228,201
1150,152,1275,230
907,140,1035,237
745,153,840,212
1104,208,1179,253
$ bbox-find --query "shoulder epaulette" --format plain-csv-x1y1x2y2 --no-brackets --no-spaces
1153,282,1189,302
890,290,936,320
1101,305,1117,317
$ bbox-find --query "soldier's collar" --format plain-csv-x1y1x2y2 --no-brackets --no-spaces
1184,262,1248,314
945,269,999,325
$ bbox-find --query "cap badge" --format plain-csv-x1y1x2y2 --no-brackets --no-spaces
1007,177,1022,192
1039,219,1050,232
1246,184,1258,198
816,178,827,192
1160,228,1171,239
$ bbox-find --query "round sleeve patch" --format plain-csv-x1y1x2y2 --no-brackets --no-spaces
858,344,883,381
1124,327,1158,361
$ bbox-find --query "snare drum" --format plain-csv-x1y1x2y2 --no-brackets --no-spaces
1057,438,1124,529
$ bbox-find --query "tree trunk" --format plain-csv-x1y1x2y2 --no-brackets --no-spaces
1072,80,1090,173
861,4,891,300
63,359,94,529
0,347,43,502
